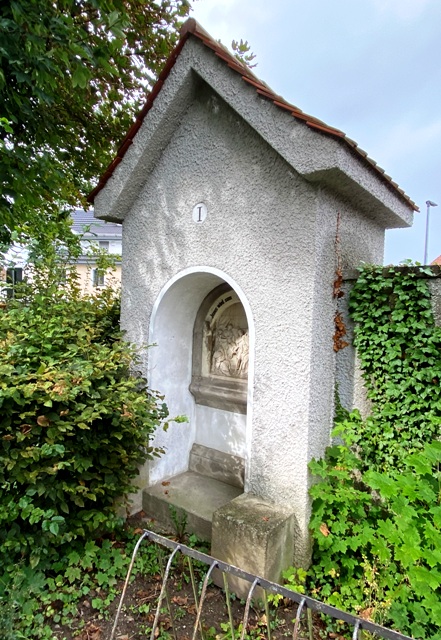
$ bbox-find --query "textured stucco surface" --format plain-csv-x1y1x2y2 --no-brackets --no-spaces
94,36,414,563
335,280,373,419
115,91,323,562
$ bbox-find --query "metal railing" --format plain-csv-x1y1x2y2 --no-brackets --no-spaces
110,529,413,640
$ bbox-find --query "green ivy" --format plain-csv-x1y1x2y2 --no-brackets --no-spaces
349,266,441,470
308,266,441,639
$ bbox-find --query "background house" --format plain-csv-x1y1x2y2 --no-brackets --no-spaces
1,244,27,296
71,209,122,294
1,210,122,296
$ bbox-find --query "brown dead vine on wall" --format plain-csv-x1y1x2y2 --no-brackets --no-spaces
333,312,348,352
333,211,349,352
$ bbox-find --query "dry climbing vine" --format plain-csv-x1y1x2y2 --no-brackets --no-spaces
333,211,349,352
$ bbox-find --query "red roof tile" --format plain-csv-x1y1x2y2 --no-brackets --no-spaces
88,18,417,211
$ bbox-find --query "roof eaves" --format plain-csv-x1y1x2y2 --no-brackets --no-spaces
88,17,418,212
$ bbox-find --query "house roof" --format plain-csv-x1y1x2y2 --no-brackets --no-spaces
431,255,441,266
88,18,417,212
71,209,122,237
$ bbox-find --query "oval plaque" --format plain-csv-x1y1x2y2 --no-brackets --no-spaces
192,202,207,223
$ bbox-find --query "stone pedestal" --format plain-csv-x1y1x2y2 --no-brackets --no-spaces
211,493,297,599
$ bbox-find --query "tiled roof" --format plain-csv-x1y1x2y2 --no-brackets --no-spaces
71,209,122,237
88,18,417,212
431,255,441,266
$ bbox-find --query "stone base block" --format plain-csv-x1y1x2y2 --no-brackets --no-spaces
211,493,296,600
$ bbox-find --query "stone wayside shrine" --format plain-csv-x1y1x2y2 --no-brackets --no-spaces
90,19,416,592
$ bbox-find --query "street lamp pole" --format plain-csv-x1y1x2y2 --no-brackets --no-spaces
424,200,438,264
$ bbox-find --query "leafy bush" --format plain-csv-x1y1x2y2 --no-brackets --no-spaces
0,273,167,569
309,429,441,638
308,266,441,639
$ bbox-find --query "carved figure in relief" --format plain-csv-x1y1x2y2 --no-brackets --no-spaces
211,321,249,378
236,332,249,375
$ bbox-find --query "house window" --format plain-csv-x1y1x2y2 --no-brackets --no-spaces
6,267,23,298
99,241,109,252
92,268,105,288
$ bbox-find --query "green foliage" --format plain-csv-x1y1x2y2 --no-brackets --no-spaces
231,39,257,68
309,437,441,638
267,566,307,606
348,265,441,470
169,505,188,542
0,531,162,639
0,258,176,636
0,596,17,640
0,0,190,246
0,270,168,569
308,266,441,639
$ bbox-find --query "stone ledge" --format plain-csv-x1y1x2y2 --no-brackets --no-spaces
142,470,243,541
189,377,247,414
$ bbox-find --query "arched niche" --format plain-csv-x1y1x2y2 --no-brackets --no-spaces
146,268,253,487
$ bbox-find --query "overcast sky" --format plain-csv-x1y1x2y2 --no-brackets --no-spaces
191,0,441,265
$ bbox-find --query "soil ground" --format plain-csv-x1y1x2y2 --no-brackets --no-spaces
49,515,336,640
52,571,325,640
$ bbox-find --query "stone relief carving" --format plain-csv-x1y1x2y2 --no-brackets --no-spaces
203,300,249,379
210,321,249,378
191,284,248,414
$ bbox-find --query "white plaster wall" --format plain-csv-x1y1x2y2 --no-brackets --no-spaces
147,271,220,483
334,199,385,419
194,404,247,458
129,267,253,511
146,267,253,484
335,280,374,419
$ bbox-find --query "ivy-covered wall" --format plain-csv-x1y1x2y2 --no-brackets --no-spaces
337,265,441,419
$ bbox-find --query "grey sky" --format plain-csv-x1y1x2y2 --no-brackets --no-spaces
191,0,441,265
